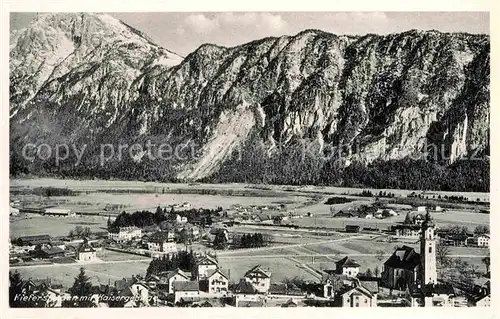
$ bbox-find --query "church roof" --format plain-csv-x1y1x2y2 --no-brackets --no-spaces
77,239,95,254
384,245,421,270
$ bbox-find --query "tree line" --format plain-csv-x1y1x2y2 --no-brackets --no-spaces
109,206,222,230
146,250,198,276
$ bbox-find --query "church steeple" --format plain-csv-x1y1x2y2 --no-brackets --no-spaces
420,210,437,285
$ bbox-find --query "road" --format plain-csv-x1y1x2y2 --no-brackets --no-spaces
217,253,488,259
10,258,151,270
218,234,374,255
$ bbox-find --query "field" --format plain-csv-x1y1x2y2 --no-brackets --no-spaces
10,215,108,238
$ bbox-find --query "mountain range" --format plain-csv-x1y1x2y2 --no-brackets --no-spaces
9,13,490,191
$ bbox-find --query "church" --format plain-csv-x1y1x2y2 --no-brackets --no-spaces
382,211,456,306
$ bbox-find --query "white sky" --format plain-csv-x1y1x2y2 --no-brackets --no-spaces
10,12,489,56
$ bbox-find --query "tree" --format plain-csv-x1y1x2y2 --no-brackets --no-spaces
67,267,93,307
365,268,373,278
374,266,380,278
474,225,489,235
9,271,23,307
179,228,191,246
107,216,112,229
213,230,228,250
403,212,413,225
436,241,451,268
481,256,490,274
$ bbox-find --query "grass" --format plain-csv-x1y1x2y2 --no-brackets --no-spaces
10,215,107,238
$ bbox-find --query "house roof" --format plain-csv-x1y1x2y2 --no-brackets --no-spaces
196,255,218,266
172,280,199,292
234,280,258,294
19,235,51,245
338,284,373,298
336,256,360,268
162,268,190,281
238,300,264,307
269,283,304,296
358,279,379,294
409,283,456,297
114,277,137,291
148,231,173,243
384,245,421,270
244,265,271,278
281,299,298,307
40,246,65,255
206,268,229,280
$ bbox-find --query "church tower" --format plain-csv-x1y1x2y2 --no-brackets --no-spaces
420,210,437,284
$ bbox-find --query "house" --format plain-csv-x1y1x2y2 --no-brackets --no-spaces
477,234,490,247
182,224,201,240
321,274,352,299
147,231,177,253
175,214,188,224
194,255,218,280
10,206,20,216
200,268,229,296
76,238,97,262
156,269,190,293
334,282,377,307
108,226,142,242
345,225,360,233
281,299,298,307
30,245,65,259
408,283,456,307
17,235,51,246
335,256,360,277
381,245,421,290
44,208,76,217
172,281,200,304
233,279,262,307
243,265,271,293
417,206,427,213
268,283,305,298
392,224,421,237
119,281,151,307
473,294,490,307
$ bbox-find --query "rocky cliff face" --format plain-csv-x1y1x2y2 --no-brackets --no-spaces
10,13,490,183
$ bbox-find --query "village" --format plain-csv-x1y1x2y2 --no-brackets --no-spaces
9,187,491,308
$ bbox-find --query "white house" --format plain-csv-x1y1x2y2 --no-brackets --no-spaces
202,269,229,296
233,279,262,307
158,269,190,294
477,234,490,247
120,282,151,307
417,206,427,213
244,265,271,293
195,255,218,280
108,226,142,242
172,281,200,303
147,231,177,254
475,295,490,307
336,256,360,277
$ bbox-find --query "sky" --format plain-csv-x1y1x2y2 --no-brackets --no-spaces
10,12,489,56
